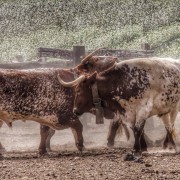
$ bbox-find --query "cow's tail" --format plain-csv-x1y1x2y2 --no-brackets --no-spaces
116,121,130,140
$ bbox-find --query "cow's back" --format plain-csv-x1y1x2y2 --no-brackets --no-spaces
0,68,75,122
105,58,180,117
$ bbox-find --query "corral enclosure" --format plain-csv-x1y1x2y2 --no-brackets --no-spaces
0,0,180,179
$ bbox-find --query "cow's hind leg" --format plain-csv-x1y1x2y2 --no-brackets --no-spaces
140,131,147,152
45,128,55,152
107,119,120,147
70,118,84,152
39,125,50,156
124,120,145,162
161,112,177,152
163,128,176,151
0,121,6,159
163,131,170,149
133,120,146,156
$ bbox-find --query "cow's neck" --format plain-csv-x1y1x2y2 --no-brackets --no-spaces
92,76,125,117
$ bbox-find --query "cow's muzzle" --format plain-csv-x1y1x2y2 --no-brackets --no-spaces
73,108,82,116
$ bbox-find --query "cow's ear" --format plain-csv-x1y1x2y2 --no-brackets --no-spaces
77,64,88,73
87,71,97,84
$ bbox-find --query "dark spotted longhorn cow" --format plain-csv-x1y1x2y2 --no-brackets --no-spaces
59,57,180,159
0,68,85,156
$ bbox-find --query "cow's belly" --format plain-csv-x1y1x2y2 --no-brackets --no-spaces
118,96,153,126
0,110,68,130
151,92,180,116
118,92,179,126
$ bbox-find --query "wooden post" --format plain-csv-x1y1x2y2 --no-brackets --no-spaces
37,47,43,62
141,43,151,50
73,46,85,65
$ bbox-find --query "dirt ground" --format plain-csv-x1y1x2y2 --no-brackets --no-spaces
0,115,180,180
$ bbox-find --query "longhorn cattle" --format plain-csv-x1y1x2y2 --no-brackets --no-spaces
61,57,180,159
0,68,85,156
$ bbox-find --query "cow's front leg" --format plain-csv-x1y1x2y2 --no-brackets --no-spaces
133,120,146,155
107,119,120,147
124,120,145,162
140,131,147,152
38,125,50,156
45,128,55,152
69,118,84,152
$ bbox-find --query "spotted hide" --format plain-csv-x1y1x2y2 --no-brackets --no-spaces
0,68,85,156
72,57,180,156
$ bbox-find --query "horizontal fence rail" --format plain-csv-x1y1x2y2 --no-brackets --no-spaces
0,61,72,70
88,49,154,60
38,47,73,60
0,44,154,69
37,44,154,64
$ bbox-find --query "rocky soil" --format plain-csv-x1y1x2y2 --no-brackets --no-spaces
0,148,180,180
0,117,180,180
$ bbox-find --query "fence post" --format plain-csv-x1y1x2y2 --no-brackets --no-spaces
73,46,85,65
37,47,42,62
141,43,151,50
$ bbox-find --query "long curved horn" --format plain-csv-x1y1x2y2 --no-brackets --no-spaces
81,47,106,64
57,74,86,87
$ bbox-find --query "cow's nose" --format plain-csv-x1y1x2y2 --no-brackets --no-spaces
73,108,81,116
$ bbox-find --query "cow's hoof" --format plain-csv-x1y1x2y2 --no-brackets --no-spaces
46,148,52,152
133,155,143,163
107,142,114,148
38,149,48,157
123,152,143,163
163,144,168,150
123,153,134,161
163,143,176,152
141,147,148,152
77,144,84,152
38,152,49,158
0,147,6,154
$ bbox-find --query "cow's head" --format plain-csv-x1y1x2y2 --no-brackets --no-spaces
57,72,96,116
73,73,97,116
57,48,118,117
77,55,118,74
